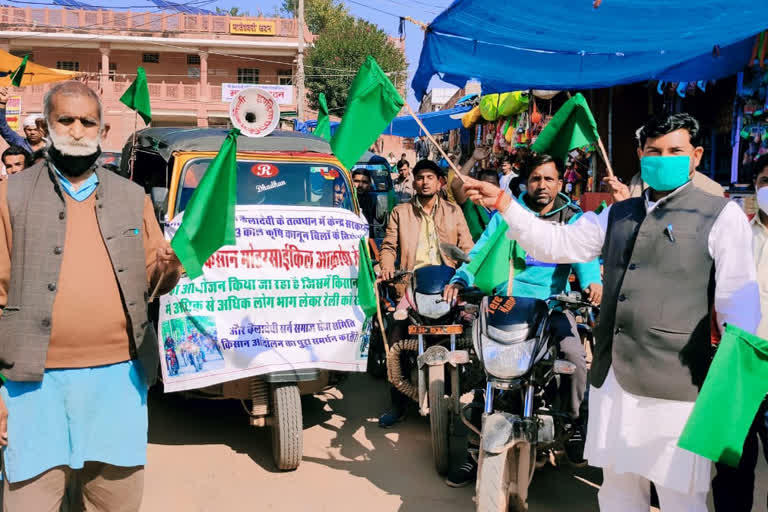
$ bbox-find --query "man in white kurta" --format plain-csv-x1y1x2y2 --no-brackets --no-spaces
464,113,760,511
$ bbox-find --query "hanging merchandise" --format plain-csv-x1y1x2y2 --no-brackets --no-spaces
499,91,530,117
480,93,503,121
462,105,482,128
532,90,560,100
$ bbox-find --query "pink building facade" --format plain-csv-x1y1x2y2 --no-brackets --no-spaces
0,7,311,150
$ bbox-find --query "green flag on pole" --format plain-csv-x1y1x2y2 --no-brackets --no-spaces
314,92,331,142
120,67,152,124
678,324,768,467
462,201,492,242
464,222,527,295
10,55,28,88
357,238,377,318
331,56,404,170
171,129,240,280
531,93,599,161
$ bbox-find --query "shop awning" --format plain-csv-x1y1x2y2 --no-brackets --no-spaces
297,104,472,138
412,0,767,100
0,51,79,87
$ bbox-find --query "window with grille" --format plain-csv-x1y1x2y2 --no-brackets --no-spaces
142,53,160,64
237,68,259,84
187,54,201,65
56,61,79,71
109,63,117,81
278,70,292,85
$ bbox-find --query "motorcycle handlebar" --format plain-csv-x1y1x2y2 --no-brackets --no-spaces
548,294,597,310
377,270,412,284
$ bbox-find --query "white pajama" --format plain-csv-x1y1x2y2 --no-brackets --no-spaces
499,184,761,507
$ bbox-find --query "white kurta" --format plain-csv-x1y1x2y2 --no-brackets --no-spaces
499,184,761,494
750,215,768,340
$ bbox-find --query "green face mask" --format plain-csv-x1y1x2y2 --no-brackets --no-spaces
640,155,692,192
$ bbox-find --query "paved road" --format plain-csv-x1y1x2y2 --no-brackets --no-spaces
141,373,766,512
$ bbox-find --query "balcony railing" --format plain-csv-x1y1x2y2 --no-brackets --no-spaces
0,7,303,38
17,81,295,111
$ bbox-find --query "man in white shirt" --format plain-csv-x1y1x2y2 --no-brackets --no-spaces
711,154,768,512
462,113,760,511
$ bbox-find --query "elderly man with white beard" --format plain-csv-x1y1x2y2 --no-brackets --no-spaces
0,81,182,511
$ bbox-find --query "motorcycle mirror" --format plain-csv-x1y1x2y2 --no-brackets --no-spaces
440,243,470,264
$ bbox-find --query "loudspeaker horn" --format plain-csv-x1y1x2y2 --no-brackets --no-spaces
229,87,280,138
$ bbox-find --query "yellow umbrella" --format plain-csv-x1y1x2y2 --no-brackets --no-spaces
0,50,79,87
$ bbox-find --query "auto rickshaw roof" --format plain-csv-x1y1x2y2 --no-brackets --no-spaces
120,127,333,174
356,151,389,167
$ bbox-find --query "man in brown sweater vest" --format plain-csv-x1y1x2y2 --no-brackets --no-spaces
0,81,181,511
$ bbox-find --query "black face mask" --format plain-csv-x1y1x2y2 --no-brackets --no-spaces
48,145,102,177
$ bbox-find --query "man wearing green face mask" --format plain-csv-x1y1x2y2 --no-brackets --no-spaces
605,113,724,201
460,112,761,511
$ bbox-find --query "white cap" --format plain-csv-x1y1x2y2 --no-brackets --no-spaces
22,114,42,129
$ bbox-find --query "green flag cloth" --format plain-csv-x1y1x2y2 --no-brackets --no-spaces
331,56,404,170
678,324,768,467
171,129,240,280
386,188,397,212
120,67,152,124
594,200,608,214
464,222,526,295
357,238,377,318
314,92,331,142
462,201,491,242
10,55,28,88
531,93,599,161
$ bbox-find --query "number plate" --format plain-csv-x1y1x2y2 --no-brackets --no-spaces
408,325,463,335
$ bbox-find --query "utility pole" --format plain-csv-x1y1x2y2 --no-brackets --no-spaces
296,0,305,122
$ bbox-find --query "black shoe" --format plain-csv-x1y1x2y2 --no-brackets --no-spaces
565,425,586,466
378,408,406,428
445,457,478,488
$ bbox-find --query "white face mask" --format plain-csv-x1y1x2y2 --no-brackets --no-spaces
758,187,768,216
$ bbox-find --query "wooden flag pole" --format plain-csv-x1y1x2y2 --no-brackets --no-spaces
404,103,466,184
596,136,615,178
148,270,166,303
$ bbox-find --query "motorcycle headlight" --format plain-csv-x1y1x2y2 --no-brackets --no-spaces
415,292,451,319
486,324,531,345
481,335,541,379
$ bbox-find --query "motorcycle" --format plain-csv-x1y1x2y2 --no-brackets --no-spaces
383,253,483,475
165,347,180,376
469,293,596,512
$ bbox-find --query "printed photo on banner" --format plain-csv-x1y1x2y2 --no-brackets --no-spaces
158,205,370,392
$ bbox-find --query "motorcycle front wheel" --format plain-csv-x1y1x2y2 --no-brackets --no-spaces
476,443,534,512
428,364,450,475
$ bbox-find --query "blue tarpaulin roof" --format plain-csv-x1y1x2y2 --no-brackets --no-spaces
297,104,472,138
412,0,767,100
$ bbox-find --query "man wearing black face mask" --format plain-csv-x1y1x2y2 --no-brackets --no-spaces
0,81,181,510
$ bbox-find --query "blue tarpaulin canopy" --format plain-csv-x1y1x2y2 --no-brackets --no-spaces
297,104,472,138
412,0,766,100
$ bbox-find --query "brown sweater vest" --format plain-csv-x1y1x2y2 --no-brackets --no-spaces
45,194,131,368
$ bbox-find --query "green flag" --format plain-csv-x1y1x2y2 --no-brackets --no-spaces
357,238,377,318
678,324,768,467
120,67,152,124
171,129,240,280
531,93,599,161
314,92,331,142
331,56,404,170
594,200,608,214
464,222,527,295
462,201,492,242
10,55,28,88
386,188,397,212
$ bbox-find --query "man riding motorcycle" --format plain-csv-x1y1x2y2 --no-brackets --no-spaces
442,153,603,487
378,159,474,427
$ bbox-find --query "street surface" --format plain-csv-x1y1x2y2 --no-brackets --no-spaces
142,373,766,512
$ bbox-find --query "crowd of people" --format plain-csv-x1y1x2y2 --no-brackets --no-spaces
354,113,768,511
0,78,765,512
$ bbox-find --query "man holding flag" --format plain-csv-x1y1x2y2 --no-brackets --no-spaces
0,81,181,510
442,153,602,487
463,111,760,510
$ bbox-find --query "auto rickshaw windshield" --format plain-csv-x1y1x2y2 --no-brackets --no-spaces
178,158,354,213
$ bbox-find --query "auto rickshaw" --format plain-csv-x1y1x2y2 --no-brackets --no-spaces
119,127,360,471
